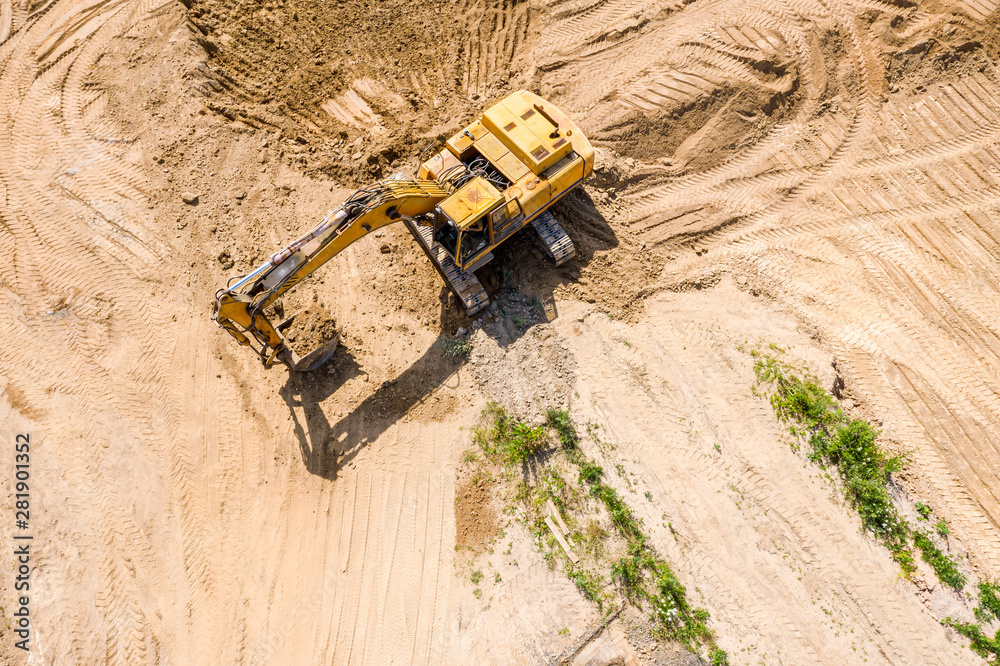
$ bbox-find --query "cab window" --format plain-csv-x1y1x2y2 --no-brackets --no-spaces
434,219,459,258
460,217,489,263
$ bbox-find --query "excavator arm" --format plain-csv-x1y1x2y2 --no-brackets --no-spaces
213,177,449,370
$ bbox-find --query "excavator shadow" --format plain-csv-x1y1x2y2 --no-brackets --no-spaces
278,346,362,478
279,329,467,480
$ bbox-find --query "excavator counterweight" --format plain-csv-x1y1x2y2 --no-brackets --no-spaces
213,90,593,370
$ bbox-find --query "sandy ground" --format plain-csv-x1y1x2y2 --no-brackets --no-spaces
3,0,1000,663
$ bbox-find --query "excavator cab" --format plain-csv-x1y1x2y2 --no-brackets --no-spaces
432,176,504,270
432,211,459,257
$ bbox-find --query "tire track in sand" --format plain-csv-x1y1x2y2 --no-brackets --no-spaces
535,0,1000,578
553,298,967,663
0,1,269,662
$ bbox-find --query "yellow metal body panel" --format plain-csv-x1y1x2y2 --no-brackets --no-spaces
544,153,584,202
445,121,488,159
495,151,531,182
473,131,532,183
418,149,462,180
474,132,507,161
515,175,551,221
481,92,573,175
514,90,594,179
438,177,503,229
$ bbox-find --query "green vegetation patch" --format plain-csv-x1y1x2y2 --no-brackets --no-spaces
557,408,719,653
546,407,580,450
915,501,931,520
912,531,966,591
473,402,547,464
578,461,604,485
754,354,915,574
943,619,1000,660
975,580,1000,624
470,404,727,662
582,479,640,544
753,351,1000,661
566,563,605,605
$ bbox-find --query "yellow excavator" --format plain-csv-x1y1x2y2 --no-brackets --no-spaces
213,90,594,370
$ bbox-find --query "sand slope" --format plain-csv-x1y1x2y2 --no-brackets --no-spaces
1,0,999,663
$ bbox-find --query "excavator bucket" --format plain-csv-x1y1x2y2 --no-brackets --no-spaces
274,312,342,372
289,334,341,372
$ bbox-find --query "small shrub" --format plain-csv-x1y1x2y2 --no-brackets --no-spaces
710,647,730,665
473,402,548,464
439,338,472,357
470,570,483,585
935,519,950,537
578,461,604,485
892,547,917,578
975,580,1000,623
755,356,841,431
915,501,931,520
513,316,527,328
652,568,691,621
541,468,567,504
652,569,712,647
821,420,907,540
568,565,605,608
546,408,579,449
611,555,644,600
679,608,713,649
473,588,482,599
943,618,1000,659
645,490,653,501
595,484,643,542
913,531,966,590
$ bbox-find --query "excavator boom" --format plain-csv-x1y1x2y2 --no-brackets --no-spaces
213,177,448,370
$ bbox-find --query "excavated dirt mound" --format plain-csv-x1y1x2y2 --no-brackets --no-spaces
185,0,537,185
454,473,499,553
282,305,338,357
7,0,1000,663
